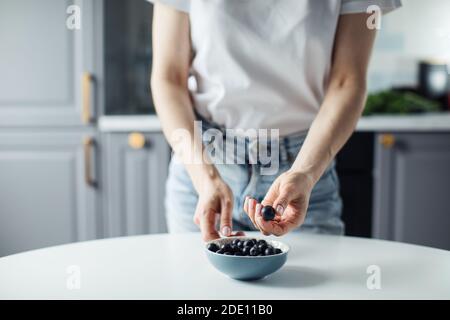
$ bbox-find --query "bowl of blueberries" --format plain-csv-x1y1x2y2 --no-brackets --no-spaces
205,236,289,281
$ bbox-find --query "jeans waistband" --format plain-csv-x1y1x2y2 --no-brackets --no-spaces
196,112,308,165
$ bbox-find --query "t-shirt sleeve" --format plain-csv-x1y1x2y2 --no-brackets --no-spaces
147,0,190,13
340,0,402,15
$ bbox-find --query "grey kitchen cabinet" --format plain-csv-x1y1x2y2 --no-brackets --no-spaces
0,0,104,257
0,0,103,127
0,130,102,257
102,132,170,237
373,133,450,250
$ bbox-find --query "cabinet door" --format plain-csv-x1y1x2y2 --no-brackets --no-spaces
103,132,170,237
0,131,101,256
0,0,101,126
373,133,450,250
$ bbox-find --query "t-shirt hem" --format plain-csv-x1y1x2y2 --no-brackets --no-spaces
340,0,402,15
146,0,189,13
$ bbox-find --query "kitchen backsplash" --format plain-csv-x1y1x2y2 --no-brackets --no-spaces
368,0,450,93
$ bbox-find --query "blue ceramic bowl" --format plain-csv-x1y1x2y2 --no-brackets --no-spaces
205,236,289,281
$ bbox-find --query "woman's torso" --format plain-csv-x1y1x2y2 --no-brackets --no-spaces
188,0,342,136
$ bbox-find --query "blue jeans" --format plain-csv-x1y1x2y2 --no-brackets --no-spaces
165,121,344,235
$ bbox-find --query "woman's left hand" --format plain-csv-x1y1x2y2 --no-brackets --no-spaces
244,170,315,236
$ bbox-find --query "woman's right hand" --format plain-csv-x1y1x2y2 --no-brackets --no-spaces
193,176,244,241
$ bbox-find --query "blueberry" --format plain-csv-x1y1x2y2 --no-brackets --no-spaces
258,244,268,252
244,239,256,247
265,247,275,256
216,249,225,254
207,243,220,252
230,244,239,253
258,253,264,256
237,241,245,249
221,243,232,252
250,246,260,256
257,240,267,246
274,248,282,254
261,206,276,221
232,239,241,246
242,247,251,256
234,251,243,256
224,252,233,255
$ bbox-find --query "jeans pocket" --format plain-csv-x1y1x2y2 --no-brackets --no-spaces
310,168,339,201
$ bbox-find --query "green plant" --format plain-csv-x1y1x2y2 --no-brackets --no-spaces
363,90,441,115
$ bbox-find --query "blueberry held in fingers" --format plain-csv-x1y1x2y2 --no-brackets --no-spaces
261,205,276,221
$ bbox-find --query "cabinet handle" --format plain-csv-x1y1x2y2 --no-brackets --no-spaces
83,137,97,187
82,72,93,124
128,132,147,149
380,134,395,149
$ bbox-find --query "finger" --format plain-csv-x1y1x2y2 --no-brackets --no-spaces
246,198,258,228
273,218,299,236
193,214,200,226
243,196,249,214
253,202,270,235
220,196,233,237
230,231,245,237
200,208,220,241
261,180,279,207
193,202,202,227
273,214,282,222
272,186,294,216
269,207,305,236
245,198,267,235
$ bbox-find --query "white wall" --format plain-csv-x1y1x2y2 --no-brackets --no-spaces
368,0,450,92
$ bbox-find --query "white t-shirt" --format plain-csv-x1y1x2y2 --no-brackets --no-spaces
150,0,401,136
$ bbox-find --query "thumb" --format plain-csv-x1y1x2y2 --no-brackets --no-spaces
272,185,295,216
261,180,280,207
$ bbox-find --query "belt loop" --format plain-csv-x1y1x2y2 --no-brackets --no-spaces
244,136,249,165
285,136,295,163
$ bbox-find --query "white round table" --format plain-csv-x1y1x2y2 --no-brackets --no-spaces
0,233,449,299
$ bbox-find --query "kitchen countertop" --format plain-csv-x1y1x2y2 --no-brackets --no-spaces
1,232,449,299
98,115,162,132
98,113,450,133
356,113,450,132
